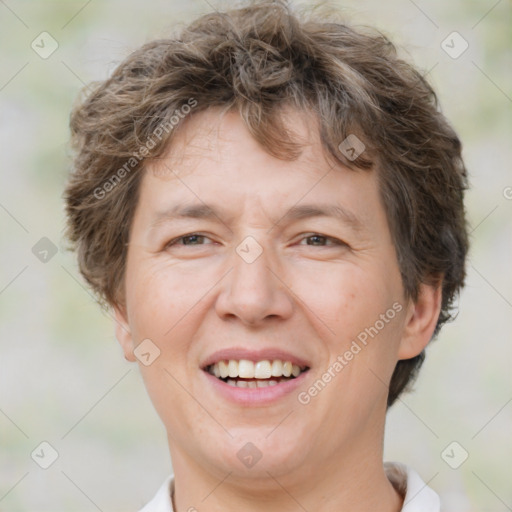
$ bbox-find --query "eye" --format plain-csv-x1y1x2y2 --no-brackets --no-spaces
163,232,347,249
165,233,214,248
298,233,348,247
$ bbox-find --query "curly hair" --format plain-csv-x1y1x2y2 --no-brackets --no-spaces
63,0,469,407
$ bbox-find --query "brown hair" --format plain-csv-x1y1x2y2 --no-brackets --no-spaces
64,0,469,406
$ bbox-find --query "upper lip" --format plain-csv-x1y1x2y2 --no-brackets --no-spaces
201,348,311,370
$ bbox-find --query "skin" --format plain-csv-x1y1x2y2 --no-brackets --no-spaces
114,107,442,512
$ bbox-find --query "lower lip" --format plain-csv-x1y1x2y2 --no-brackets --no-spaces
202,370,309,406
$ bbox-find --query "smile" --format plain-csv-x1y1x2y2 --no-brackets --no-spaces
205,359,309,388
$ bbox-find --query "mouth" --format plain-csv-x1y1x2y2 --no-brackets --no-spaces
203,359,310,389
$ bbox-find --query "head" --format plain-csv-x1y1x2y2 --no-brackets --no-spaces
64,0,468,482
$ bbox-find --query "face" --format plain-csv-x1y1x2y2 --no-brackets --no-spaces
115,108,440,484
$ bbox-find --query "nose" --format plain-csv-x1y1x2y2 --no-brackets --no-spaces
214,240,294,326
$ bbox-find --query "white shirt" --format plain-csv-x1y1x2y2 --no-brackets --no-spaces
138,462,440,512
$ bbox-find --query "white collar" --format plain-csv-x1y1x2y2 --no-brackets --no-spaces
384,462,440,511
138,462,440,512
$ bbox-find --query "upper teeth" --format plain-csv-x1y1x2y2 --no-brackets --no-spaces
208,359,303,379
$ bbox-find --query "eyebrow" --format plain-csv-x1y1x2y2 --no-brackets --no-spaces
149,202,364,232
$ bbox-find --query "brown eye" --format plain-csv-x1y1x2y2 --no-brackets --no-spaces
165,233,213,248
299,234,347,247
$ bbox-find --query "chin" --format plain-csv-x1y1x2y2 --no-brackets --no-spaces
200,427,309,480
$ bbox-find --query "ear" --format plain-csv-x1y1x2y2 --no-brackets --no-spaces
113,303,136,362
398,281,443,360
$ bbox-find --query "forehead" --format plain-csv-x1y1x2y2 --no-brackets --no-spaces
150,107,327,178
146,107,376,193
137,107,383,234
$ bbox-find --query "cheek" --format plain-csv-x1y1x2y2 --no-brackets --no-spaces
305,261,404,376
124,262,204,431
295,263,393,339
125,258,200,339
286,262,359,327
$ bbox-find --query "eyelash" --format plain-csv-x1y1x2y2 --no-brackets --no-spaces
165,233,347,248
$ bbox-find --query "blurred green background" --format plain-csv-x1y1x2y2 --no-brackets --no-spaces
0,0,511,510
